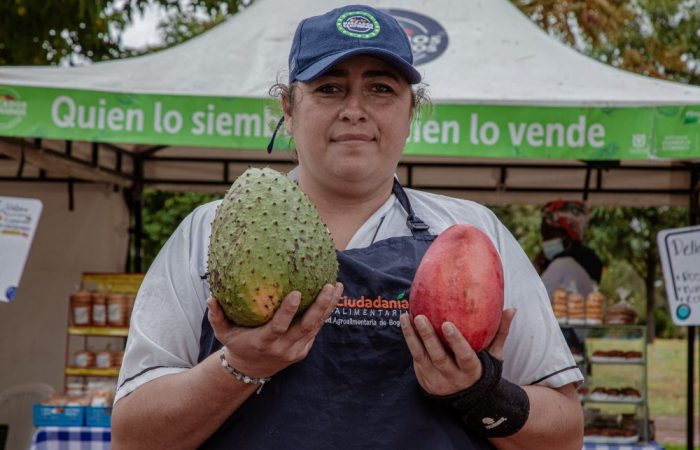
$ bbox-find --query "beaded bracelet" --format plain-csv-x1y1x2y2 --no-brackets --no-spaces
219,349,271,394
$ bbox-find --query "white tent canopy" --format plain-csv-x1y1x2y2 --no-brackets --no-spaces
0,0,698,209
2,0,699,105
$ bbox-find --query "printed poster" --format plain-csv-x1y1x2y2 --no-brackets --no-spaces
0,196,43,302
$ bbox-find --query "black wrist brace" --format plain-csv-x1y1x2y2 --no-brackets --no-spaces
425,351,530,438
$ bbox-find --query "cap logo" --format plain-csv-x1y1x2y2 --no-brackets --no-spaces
336,11,380,39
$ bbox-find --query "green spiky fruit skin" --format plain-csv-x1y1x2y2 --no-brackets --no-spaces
207,168,339,327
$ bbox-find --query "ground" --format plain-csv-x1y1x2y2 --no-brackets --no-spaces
654,415,700,445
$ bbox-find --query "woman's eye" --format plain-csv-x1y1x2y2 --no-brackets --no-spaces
372,84,394,93
317,85,340,94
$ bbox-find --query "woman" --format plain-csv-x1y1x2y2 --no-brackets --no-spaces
112,5,583,449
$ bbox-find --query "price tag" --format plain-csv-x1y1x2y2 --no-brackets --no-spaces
658,225,700,325
0,196,43,302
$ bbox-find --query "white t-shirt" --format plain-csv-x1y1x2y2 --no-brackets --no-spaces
541,257,596,298
115,187,582,403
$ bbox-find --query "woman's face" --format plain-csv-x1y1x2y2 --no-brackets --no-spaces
284,55,413,194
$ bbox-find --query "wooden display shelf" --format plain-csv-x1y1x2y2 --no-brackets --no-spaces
65,367,121,377
68,326,129,337
582,397,644,405
588,358,646,365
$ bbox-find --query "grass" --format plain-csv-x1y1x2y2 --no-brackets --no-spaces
648,338,699,417
664,445,700,450
648,338,700,449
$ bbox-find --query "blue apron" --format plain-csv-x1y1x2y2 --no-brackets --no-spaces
198,180,493,449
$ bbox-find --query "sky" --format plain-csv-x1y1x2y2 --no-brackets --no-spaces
120,3,167,50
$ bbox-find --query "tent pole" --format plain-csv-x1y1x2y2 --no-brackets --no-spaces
688,164,699,449
692,164,699,227
582,164,591,201
689,327,696,449
131,155,144,273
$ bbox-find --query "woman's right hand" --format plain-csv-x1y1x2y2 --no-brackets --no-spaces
207,282,343,379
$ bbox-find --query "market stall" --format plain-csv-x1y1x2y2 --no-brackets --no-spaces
1,0,698,207
0,0,698,448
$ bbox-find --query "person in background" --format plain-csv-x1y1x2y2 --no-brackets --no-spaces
111,5,584,449
534,199,603,299
534,199,604,359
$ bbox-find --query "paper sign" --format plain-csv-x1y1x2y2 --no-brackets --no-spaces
0,196,43,302
658,225,700,325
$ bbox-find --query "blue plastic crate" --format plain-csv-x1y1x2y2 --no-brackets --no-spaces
85,406,112,427
32,404,85,426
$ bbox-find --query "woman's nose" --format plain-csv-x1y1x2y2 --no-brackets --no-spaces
339,91,367,123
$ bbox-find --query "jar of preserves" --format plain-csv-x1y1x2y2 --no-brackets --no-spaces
74,351,95,368
125,294,137,326
95,351,113,368
112,351,124,368
107,293,129,327
70,291,92,326
91,292,108,326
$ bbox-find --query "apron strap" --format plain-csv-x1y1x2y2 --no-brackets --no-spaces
391,178,432,239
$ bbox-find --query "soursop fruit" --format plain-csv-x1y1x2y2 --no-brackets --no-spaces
207,167,338,326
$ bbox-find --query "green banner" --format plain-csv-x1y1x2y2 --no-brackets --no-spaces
0,84,698,160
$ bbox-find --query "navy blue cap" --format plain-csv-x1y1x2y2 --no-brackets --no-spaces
288,5,421,84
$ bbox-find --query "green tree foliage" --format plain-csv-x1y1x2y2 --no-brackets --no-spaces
141,189,222,269
510,0,700,84
0,0,241,65
490,204,542,258
157,6,229,48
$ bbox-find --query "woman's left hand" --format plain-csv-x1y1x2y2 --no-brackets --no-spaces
400,308,516,396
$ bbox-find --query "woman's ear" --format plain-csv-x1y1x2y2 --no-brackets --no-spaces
281,95,293,134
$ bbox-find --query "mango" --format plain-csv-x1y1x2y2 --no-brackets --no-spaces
410,224,504,351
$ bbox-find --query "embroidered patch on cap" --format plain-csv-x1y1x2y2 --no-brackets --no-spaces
336,11,380,38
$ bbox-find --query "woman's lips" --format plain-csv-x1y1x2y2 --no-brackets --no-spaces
332,133,375,143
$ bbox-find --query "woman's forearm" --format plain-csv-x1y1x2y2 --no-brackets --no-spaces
491,383,583,450
111,351,258,450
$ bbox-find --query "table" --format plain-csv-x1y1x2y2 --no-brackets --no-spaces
30,426,111,450
29,426,664,450
583,443,664,450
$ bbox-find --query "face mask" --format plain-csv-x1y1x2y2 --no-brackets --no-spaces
542,238,565,260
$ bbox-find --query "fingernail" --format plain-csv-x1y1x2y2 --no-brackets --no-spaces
443,322,455,336
290,292,301,307
416,315,428,328
334,282,344,296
